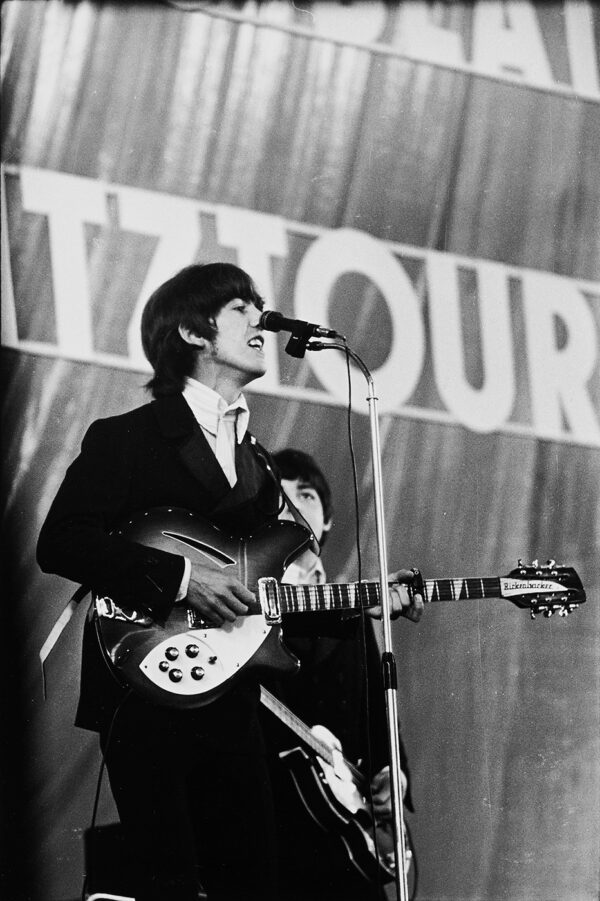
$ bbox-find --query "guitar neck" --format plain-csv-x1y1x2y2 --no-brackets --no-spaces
276,577,503,614
259,686,361,781
260,685,334,764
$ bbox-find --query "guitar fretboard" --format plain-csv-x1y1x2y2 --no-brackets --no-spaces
277,581,380,613
259,685,362,783
422,577,502,603
271,577,504,614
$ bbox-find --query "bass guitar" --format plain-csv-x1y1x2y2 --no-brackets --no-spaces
94,507,586,710
260,685,415,891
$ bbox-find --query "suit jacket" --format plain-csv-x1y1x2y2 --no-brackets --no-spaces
37,392,284,736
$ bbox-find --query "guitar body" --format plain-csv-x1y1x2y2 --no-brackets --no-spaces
94,507,313,709
280,744,414,893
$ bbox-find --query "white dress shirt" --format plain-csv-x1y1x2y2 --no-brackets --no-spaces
176,378,250,600
182,377,249,487
282,553,326,586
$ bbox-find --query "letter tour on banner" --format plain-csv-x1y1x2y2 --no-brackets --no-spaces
2,166,599,448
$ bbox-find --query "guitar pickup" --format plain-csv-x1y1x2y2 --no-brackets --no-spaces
257,577,282,625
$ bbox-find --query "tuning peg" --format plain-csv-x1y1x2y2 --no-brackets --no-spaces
543,608,554,618
546,558,556,567
532,559,539,568
558,607,569,617
517,558,523,566
530,609,537,620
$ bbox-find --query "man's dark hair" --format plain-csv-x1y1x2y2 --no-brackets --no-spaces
272,448,333,525
141,262,263,397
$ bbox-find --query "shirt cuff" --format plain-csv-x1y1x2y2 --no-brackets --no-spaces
175,557,191,602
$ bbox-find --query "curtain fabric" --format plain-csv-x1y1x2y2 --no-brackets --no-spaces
1,3,599,899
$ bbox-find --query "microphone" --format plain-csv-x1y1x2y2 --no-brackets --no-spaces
259,310,342,340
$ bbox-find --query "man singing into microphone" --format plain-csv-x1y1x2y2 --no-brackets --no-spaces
37,262,422,901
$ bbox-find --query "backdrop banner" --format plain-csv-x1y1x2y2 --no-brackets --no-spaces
1,2,599,899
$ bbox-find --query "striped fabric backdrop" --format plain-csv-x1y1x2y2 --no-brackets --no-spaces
2,3,599,899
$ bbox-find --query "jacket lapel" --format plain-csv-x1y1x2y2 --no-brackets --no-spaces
151,394,231,503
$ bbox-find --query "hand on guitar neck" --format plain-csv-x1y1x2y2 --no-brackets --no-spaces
366,569,424,623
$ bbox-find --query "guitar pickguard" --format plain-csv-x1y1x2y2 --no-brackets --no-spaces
137,615,271,697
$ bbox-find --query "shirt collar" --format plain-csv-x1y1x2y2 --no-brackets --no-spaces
182,377,249,443
282,553,326,586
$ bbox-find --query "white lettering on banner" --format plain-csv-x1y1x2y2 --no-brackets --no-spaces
3,167,599,448
311,1,387,47
19,166,107,357
118,185,203,368
472,1,554,89
394,2,466,68
294,228,425,413
236,0,599,100
428,254,515,433
564,1,600,99
522,271,600,440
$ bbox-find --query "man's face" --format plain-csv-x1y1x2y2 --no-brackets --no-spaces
210,298,266,382
280,477,331,543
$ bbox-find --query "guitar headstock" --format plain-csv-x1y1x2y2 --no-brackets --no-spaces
501,560,586,619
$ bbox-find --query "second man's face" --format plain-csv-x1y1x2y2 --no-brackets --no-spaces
280,478,331,543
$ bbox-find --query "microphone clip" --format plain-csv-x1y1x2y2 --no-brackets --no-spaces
284,322,317,359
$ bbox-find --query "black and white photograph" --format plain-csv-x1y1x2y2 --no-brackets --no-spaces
1,2,599,900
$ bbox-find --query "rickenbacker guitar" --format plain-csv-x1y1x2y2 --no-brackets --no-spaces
260,684,415,891
94,507,586,710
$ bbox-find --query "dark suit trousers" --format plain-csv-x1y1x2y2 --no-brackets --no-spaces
100,699,278,901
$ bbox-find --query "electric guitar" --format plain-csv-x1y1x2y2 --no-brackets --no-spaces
94,507,586,710
260,685,415,890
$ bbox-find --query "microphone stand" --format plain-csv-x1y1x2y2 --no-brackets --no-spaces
289,331,410,901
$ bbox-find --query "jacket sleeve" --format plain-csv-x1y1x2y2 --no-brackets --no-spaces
37,418,184,622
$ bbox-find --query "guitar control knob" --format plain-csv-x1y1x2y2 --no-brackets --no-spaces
169,668,183,682
165,647,179,661
186,644,199,657
208,655,217,665
191,667,205,680
158,660,170,672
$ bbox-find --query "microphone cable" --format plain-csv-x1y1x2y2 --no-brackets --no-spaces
80,689,133,901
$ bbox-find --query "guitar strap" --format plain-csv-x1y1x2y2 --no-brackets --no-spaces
249,435,320,556
39,583,90,698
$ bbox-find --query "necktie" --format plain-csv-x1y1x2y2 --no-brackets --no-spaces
215,408,239,487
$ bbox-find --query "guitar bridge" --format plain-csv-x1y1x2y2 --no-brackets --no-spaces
187,608,212,629
257,577,282,625
95,596,153,626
